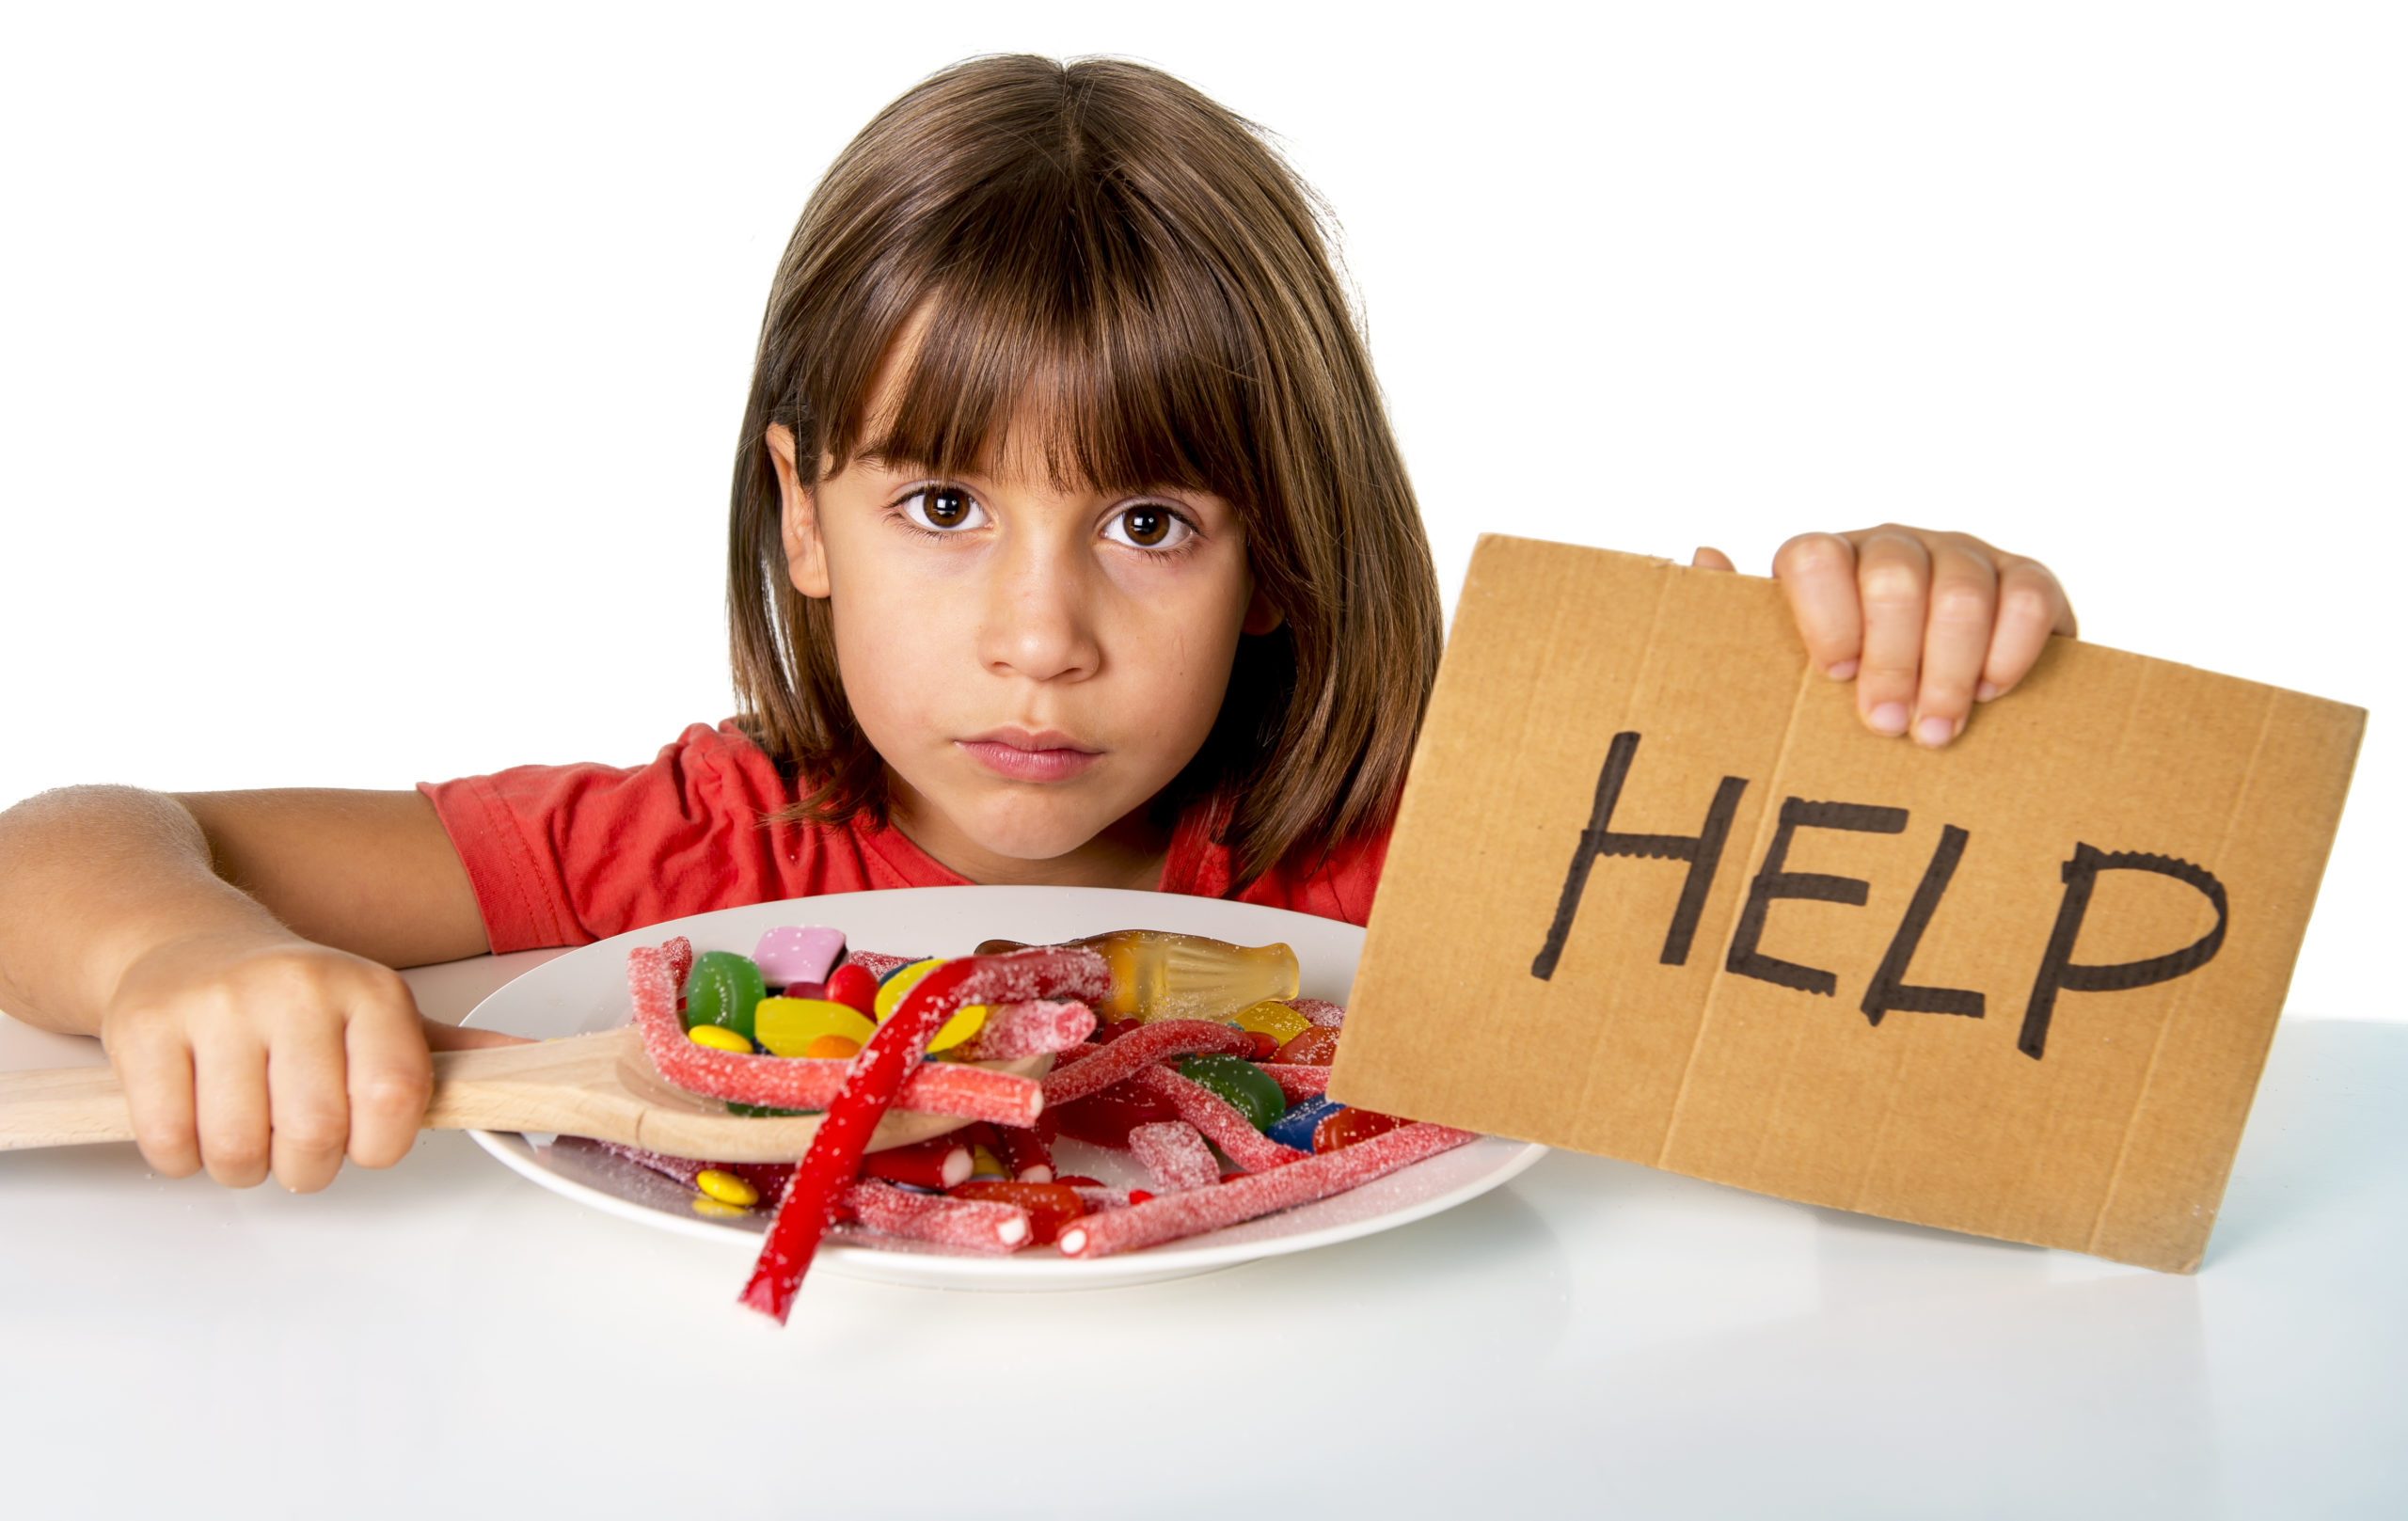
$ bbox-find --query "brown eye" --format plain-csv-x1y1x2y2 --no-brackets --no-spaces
901,485,987,533
1105,502,1192,551
926,487,972,527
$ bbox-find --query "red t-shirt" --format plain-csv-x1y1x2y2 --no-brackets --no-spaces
420,721,1389,953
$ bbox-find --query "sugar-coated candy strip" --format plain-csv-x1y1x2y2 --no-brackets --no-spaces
1285,998,1344,1029
993,1124,1054,1183
847,950,918,980
626,946,1042,1124
1128,1063,1306,1174
1039,1020,1254,1107
955,1000,1097,1060
739,945,1109,1322
1055,1122,1479,1259
1263,1064,1332,1100
598,1138,703,1187
1068,1184,1134,1212
841,1180,1030,1254
664,936,695,988
1128,1120,1219,1193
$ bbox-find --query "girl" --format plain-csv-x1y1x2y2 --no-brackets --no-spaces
0,55,2072,1195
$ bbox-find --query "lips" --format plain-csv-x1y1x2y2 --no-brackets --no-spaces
957,729,1102,784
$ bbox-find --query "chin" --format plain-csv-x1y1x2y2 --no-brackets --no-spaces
962,797,1121,863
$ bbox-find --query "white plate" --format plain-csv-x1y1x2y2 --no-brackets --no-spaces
461,885,1545,1290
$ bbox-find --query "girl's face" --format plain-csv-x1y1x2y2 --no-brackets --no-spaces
767,406,1275,889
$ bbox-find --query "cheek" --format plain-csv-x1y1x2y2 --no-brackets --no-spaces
824,570,954,744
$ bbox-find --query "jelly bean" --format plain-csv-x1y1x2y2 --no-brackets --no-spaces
822,962,880,1018
752,926,846,989
1075,929,1300,1023
1265,1092,1344,1151
1232,998,1312,1046
1239,1031,1280,1061
686,1024,756,1054
1272,1025,1340,1066
1313,1107,1406,1153
875,959,944,1021
1176,1053,1286,1132
753,996,876,1057
1048,1080,1181,1149
692,1195,752,1220
803,1035,861,1060
695,1168,761,1208
946,1180,1085,1245
682,950,768,1041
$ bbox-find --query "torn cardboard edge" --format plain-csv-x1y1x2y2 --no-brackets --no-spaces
1335,536,2365,1272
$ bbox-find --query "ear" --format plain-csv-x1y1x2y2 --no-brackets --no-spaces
767,423,831,598
1241,579,1284,636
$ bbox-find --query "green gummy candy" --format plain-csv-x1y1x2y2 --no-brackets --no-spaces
724,1101,818,1118
1177,1053,1287,1132
683,950,768,1041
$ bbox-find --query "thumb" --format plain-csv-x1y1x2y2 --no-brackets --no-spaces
1691,546,1737,573
421,1017,535,1051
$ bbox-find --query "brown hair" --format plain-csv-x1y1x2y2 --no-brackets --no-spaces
727,55,1441,884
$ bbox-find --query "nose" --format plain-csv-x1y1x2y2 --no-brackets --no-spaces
977,531,1101,684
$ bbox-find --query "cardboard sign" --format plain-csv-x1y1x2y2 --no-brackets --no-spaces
1335,536,2364,1272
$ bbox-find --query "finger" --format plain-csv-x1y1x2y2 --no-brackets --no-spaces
1909,544,1999,747
1851,531,1932,737
1771,533,1863,679
344,998,436,1171
422,1017,534,1052
262,1006,352,1192
1980,558,2077,699
113,1029,201,1178
191,1030,272,1188
1690,546,1736,573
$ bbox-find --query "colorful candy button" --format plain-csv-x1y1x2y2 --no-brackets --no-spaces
686,1024,756,1054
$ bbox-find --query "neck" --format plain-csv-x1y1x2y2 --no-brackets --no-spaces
882,775,1171,892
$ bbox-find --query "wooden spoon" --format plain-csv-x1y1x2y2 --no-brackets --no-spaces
0,1025,1044,1162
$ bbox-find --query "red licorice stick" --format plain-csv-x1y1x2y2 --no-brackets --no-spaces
841,1179,1030,1254
846,951,918,981
993,1124,1055,1183
739,945,1109,1323
626,946,1042,1124
1069,1184,1134,1212
956,1000,1097,1060
1038,1020,1255,1107
860,1135,973,1191
1128,1119,1219,1192
1285,997,1345,1029
1128,1063,1306,1174
1263,1064,1332,1100
1055,1122,1479,1259
664,935,694,987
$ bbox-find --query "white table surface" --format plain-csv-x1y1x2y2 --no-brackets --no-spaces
3,951,2400,1520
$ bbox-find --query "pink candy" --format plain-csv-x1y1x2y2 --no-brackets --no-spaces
1055,1122,1479,1259
1128,1063,1305,1174
1263,1064,1331,1100
1039,1019,1255,1107
993,1124,1054,1183
752,926,847,988
842,1180,1031,1254
955,1000,1097,1060
1128,1120,1220,1193
1286,998,1345,1029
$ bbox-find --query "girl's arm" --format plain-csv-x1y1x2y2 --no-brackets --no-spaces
0,786,495,1191
1699,526,2076,748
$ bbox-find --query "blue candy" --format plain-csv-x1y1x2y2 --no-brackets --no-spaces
1266,1093,1344,1151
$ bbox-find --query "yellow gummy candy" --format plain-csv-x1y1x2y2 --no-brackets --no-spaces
1077,931,1300,1024
754,997,876,1057
873,959,944,1022
1232,999,1311,1045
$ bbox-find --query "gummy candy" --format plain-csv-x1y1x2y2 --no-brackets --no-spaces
822,963,880,1018
752,926,846,989
1314,1108,1406,1152
1054,1123,1478,1259
1262,1065,1331,1101
1232,999,1312,1047
843,1179,1030,1254
1047,1080,1180,1149
683,951,768,1041
1175,1053,1286,1132
753,997,875,1058
1270,1026,1339,1067
860,1135,972,1190
1040,1019,1254,1107
1286,998,1346,1029
993,1125,1054,1183
952,1000,1096,1061
1264,1093,1344,1151
1073,930,1300,1024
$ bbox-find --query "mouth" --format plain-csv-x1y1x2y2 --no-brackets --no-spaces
956,728,1103,784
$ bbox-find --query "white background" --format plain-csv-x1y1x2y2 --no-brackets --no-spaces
2,3,2398,1018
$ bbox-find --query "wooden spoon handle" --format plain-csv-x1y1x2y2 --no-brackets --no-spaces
0,1064,135,1149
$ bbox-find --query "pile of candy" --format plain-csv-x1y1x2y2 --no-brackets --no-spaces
614,927,1476,1323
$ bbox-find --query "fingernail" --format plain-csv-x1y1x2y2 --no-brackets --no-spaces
1976,680,2000,702
1827,659,1859,681
1867,702,1909,736
1915,716,1956,748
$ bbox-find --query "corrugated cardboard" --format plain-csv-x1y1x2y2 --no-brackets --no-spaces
1336,536,2365,1272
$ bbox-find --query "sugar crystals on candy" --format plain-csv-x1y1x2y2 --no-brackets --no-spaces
1128,1120,1220,1193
